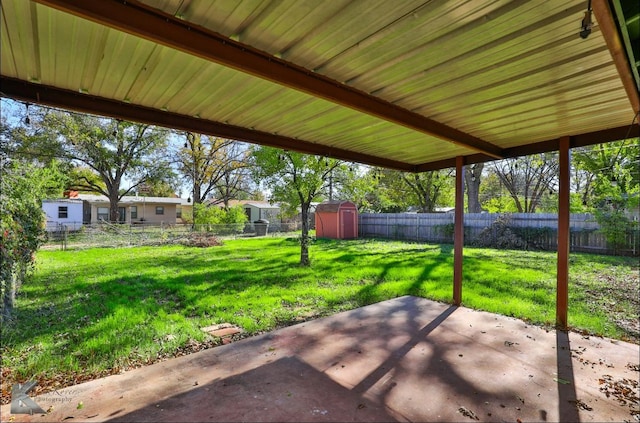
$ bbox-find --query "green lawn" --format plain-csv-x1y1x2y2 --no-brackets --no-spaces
1,237,637,400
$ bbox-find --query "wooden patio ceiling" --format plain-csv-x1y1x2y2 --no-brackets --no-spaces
1,0,639,171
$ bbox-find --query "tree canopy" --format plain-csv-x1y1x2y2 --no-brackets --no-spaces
1,117,67,320
252,147,344,265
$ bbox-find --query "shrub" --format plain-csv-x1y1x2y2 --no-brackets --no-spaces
1,161,65,321
473,214,526,250
595,207,631,251
193,203,247,234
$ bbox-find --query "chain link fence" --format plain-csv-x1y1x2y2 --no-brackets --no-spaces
43,221,303,250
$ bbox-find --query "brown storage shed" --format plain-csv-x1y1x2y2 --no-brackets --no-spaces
315,201,358,239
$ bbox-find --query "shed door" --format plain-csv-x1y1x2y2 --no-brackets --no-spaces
341,209,355,239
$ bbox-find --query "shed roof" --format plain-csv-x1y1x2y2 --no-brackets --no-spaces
316,201,357,213
1,0,638,171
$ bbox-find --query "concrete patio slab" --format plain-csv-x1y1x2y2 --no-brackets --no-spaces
2,296,638,422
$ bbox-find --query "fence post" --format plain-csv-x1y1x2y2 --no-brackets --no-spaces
386,215,390,239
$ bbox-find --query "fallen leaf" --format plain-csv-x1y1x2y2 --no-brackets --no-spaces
554,377,571,385
569,399,593,411
458,406,479,420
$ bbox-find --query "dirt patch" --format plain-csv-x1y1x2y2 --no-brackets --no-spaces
582,269,640,343
173,233,223,247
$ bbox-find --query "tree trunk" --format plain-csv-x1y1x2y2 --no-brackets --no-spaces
465,163,483,213
300,202,311,266
193,183,202,205
109,190,120,223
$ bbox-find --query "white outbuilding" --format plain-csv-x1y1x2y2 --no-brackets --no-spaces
42,199,84,231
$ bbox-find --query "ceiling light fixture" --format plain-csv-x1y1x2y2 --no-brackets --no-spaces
580,0,592,39
24,103,30,125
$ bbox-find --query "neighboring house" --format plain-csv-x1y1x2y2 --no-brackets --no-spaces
211,200,281,223
176,198,193,224
42,199,84,231
242,201,281,222
76,193,185,224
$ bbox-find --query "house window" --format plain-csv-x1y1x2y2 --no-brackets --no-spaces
176,207,182,219
58,206,68,219
97,207,109,221
155,206,164,215
131,206,138,219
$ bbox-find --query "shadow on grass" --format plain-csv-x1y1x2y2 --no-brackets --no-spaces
5,240,448,345
3,238,636,382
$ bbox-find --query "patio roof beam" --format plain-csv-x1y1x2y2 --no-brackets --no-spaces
413,124,638,172
34,0,503,159
592,0,640,114
0,76,415,171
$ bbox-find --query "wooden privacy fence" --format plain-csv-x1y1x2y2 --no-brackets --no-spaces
358,213,639,256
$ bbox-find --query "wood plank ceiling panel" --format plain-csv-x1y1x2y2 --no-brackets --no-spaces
327,1,546,91
2,0,636,172
428,66,621,123
138,0,632,154
0,3,19,77
20,2,461,168
386,9,594,111
32,0,503,158
1,0,39,82
362,3,576,93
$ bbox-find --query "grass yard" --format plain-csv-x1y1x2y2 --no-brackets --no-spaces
1,237,638,403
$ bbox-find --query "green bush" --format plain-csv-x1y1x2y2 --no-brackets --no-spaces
193,203,247,234
595,207,631,251
1,161,66,321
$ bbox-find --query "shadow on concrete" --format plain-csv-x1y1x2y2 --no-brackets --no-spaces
107,356,396,422
556,330,580,422
8,296,637,422
352,305,457,394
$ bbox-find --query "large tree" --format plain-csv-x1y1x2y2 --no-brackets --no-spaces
211,142,254,208
327,165,379,212
573,140,639,249
479,171,518,213
465,163,484,213
177,133,252,208
573,140,639,206
492,153,559,213
253,147,342,266
374,169,453,212
15,109,170,222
